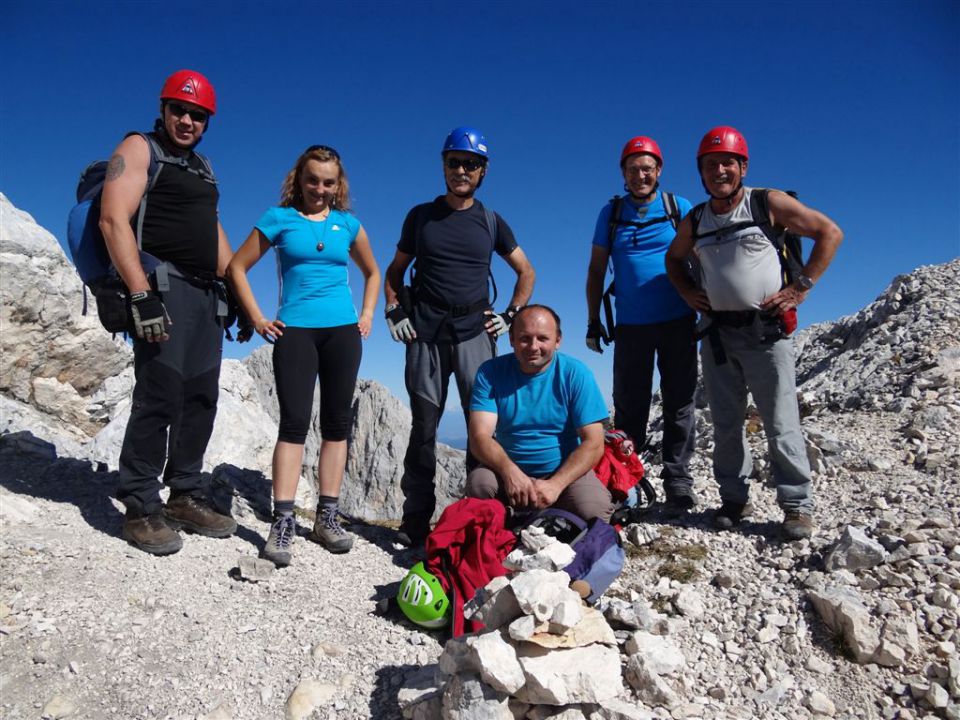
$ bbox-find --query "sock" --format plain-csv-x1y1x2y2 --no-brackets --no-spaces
273,499,295,518
316,495,339,511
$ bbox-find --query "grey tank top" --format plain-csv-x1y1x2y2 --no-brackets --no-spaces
693,187,782,311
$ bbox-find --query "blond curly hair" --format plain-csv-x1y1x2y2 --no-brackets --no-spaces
279,146,351,212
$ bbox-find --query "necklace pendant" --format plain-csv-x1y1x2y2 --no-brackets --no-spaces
316,242,325,252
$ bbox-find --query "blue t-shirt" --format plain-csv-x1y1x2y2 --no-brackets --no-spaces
592,192,694,325
255,206,361,328
470,352,609,476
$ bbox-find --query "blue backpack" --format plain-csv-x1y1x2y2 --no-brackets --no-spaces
519,508,625,605
66,132,216,328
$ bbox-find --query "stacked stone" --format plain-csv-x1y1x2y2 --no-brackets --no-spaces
399,526,690,719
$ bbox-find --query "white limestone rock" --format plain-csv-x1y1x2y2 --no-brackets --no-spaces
511,570,579,622
623,655,680,709
807,586,881,663
514,643,623,705
624,631,685,676
825,525,889,572
441,672,512,720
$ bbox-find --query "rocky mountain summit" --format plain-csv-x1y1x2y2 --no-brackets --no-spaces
1,193,958,720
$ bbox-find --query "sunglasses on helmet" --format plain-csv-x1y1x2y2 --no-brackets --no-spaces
166,102,209,124
445,156,484,172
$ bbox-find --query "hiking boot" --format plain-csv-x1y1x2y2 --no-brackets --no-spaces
310,505,353,554
122,513,183,556
713,501,753,530
261,514,296,567
663,493,697,518
164,495,237,538
781,512,814,541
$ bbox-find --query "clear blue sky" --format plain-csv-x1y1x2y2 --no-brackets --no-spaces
4,0,958,436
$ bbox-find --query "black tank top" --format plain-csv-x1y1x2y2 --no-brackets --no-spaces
140,150,220,275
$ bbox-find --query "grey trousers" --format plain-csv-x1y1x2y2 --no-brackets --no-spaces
400,331,496,527
465,466,614,522
700,325,813,514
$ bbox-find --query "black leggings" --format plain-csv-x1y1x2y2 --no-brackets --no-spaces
273,324,362,443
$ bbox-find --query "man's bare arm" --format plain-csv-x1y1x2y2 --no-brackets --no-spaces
216,221,232,277
761,191,844,313
502,246,535,307
384,249,414,307
665,216,711,313
586,245,609,322
534,421,605,507
99,135,151,293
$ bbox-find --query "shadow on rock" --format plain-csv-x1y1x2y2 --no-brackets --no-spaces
0,430,122,537
369,663,429,720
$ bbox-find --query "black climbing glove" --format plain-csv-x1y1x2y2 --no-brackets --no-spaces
585,319,610,354
130,290,170,342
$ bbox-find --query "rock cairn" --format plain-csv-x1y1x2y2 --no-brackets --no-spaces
398,526,692,720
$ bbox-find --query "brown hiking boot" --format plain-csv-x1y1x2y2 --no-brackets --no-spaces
713,501,754,530
122,513,183,556
164,495,237,538
781,512,814,541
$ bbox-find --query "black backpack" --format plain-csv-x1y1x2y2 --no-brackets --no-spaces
599,192,682,343
688,188,804,289
66,131,216,332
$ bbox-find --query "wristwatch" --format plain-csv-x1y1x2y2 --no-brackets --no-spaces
797,275,815,291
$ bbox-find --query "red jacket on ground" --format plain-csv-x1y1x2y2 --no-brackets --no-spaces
425,498,517,637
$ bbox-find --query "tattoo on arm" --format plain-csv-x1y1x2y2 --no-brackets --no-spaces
105,154,125,181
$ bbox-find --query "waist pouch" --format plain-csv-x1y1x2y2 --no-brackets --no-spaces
698,308,796,365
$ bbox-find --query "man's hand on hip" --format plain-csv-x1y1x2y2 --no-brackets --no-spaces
130,290,171,342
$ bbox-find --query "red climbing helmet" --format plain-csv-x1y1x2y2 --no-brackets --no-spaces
620,136,663,167
160,70,217,115
697,126,748,161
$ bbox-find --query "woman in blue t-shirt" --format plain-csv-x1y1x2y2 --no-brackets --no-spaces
227,145,380,566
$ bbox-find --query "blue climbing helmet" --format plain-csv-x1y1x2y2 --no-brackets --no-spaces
442,126,489,159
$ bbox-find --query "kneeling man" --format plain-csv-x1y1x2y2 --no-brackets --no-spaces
466,304,614,521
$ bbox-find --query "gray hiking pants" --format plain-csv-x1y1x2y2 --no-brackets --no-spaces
700,325,813,514
465,466,614,523
400,331,496,529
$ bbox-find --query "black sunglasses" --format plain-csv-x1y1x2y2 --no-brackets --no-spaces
306,144,340,160
166,102,209,123
445,156,484,172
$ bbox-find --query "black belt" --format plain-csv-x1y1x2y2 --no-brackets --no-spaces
419,296,490,318
696,310,784,366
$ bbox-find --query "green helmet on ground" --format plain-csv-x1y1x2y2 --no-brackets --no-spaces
397,562,450,629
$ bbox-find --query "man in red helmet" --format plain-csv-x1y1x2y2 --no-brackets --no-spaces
585,136,698,517
665,126,843,541
99,70,240,555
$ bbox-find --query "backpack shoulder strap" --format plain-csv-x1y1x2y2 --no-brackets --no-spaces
408,202,432,288
689,202,708,240
661,192,681,230
607,195,622,245
482,206,499,306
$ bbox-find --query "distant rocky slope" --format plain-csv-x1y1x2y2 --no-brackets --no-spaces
0,192,464,522
1,192,958,720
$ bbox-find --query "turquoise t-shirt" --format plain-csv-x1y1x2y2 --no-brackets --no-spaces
592,192,694,325
470,352,609,476
255,206,361,328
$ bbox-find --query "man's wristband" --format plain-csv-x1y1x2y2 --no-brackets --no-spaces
797,274,815,291
130,290,154,303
